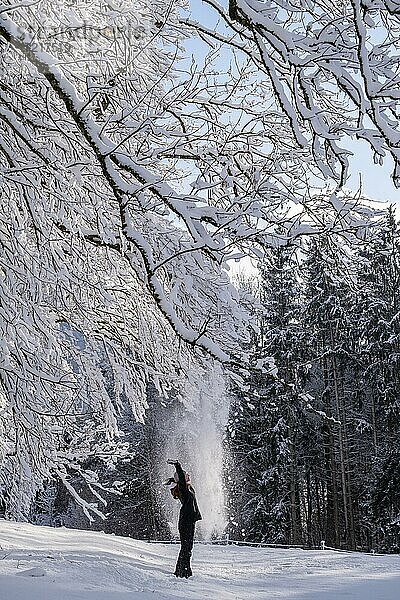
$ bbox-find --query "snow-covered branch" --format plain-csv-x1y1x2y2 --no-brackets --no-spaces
200,0,400,187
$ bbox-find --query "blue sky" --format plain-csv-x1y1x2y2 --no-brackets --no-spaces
186,0,399,204
345,139,398,204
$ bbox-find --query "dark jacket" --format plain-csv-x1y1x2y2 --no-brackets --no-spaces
176,462,202,525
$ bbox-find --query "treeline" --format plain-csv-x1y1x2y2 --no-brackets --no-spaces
226,208,400,552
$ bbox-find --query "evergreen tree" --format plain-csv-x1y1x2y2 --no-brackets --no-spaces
355,207,400,551
227,245,306,544
302,235,361,549
227,219,400,552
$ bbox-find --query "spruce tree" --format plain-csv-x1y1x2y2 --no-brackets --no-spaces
302,235,358,549
355,207,400,551
227,245,305,544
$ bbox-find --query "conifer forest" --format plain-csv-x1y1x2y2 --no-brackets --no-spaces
0,0,399,556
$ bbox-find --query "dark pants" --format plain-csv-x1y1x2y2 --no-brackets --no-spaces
175,521,195,578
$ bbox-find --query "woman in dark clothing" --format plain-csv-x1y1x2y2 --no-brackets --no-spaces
166,460,202,578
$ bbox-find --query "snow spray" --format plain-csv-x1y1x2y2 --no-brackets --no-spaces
163,363,229,540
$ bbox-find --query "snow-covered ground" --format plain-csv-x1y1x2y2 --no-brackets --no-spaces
0,521,399,600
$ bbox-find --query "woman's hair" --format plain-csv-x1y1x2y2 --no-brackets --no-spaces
171,484,181,500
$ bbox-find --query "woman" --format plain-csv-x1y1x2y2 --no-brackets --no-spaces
166,460,202,578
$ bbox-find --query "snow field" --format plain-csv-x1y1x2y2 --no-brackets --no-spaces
0,521,399,599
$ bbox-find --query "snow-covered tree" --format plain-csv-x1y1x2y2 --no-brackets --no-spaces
199,0,400,188
0,0,253,519
31,382,172,540
355,207,400,551
0,0,255,364
301,235,359,548
0,0,387,523
227,245,308,544
227,219,400,551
